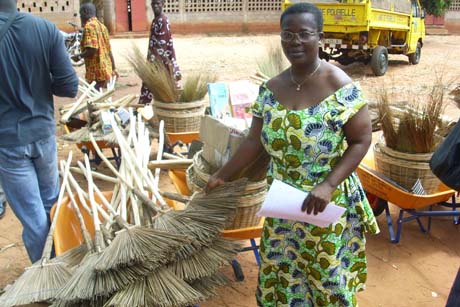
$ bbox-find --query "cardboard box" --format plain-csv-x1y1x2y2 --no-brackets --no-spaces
199,115,247,169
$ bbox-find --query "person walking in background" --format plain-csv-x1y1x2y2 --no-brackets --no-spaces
73,2,118,90
0,0,78,263
206,3,379,306
139,0,181,104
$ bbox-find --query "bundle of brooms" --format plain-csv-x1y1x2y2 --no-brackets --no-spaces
250,42,287,85
128,44,217,104
376,79,447,153
1,111,248,307
59,77,141,144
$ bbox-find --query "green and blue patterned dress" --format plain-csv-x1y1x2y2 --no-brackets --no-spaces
251,82,379,307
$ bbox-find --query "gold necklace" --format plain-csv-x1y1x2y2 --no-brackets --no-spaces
290,61,321,91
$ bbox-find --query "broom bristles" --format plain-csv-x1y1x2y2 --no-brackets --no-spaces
179,71,217,102
94,227,191,271
257,43,286,78
52,243,91,269
377,79,447,153
55,252,106,303
0,261,72,306
105,268,204,307
127,44,177,103
189,271,229,299
169,238,240,282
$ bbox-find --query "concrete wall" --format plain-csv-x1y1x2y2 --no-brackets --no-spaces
445,10,460,34
146,0,282,34
17,0,80,32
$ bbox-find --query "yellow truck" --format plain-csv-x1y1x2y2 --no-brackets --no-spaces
282,0,426,76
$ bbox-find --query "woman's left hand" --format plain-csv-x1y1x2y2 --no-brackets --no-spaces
301,182,335,215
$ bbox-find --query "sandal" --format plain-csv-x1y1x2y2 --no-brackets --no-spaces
0,202,5,219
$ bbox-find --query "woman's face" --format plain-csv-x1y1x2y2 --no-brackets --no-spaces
281,12,323,66
151,0,164,16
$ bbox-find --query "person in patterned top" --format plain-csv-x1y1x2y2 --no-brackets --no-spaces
139,0,181,104
74,3,118,90
206,3,379,307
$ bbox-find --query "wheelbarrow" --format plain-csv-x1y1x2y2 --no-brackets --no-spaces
63,119,121,169
357,148,459,243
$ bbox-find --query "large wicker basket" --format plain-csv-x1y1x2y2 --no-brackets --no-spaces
186,151,267,229
153,99,206,133
373,142,441,194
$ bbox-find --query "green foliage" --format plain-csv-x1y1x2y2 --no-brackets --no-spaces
420,0,452,16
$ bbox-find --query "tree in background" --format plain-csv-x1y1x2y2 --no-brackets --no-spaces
420,0,452,16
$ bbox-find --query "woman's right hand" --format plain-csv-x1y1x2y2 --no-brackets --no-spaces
204,174,227,194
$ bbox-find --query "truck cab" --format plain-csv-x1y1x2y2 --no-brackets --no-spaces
282,0,426,76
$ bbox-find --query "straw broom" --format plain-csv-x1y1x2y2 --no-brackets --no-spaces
127,44,177,103
169,238,240,282
75,160,191,273
188,271,229,299
70,138,190,294
0,152,74,306
53,154,109,305
104,267,204,307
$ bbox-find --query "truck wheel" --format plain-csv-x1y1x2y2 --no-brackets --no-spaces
408,42,421,65
370,46,388,76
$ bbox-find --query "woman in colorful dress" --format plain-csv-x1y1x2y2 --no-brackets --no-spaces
206,3,379,306
139,0,181,104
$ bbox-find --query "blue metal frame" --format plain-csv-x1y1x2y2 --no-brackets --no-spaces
382,195,460,243
231,238,262,282
81,145,121,169
237,238,261,266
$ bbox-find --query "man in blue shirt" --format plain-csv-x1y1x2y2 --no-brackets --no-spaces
0,0,78,263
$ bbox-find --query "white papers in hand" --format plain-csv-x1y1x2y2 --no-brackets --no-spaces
256,179,346,227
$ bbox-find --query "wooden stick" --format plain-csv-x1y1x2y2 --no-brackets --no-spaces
88,134,159,214
69,167,118,184
154,120,165,189
84,154,104,252
65,168,112,222
77,161,130,228
148,159,193,170
109,117,166,207
88,88,116,104
163,153,185,160
160,191,190,204
60,82,96,123
61,167,93,251
41,151,73,262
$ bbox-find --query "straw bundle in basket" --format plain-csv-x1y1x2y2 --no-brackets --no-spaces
373,142,441,194
187,151,267,229
153,99,206,133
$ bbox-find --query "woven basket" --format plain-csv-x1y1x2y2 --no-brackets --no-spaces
192,151,267,193
187,151,267,229
227,191,265,230
153,99,206,133
373,142,441,194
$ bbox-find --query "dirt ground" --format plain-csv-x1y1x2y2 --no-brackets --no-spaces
0,33,459,307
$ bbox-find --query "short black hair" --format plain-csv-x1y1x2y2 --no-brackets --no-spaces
80,2,96,17
280,2,323,32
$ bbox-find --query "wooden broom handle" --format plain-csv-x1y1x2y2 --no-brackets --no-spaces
42,151,73,262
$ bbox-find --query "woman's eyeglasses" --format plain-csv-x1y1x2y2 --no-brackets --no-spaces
280,30,318,42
